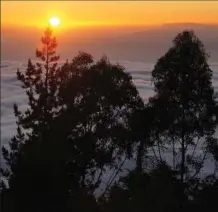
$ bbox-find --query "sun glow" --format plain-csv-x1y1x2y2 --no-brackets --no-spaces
49,16,60,27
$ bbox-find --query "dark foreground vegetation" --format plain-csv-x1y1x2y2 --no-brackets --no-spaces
1,28,218,212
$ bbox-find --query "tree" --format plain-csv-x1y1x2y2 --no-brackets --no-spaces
148,30,218,185
103,163,182,212
100,30,218,212
1,28,144,211
190,177,218,211
131,105,155,172
0,27,69,212
17,27,59,131
54,52,144,194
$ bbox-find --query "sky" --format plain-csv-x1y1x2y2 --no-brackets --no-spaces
1,1,218,62
2,1,218,29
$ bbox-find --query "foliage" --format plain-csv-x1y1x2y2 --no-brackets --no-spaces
148,30,218,182
1,27,218,212
102,164,183,212
1,28,144,212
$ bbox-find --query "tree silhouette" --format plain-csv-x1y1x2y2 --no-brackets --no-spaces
15,27,59,131
0,27,69,212
100,30,218,212
102,163,182,212
2,24,218,212
148,31,217,186
131,105,155,172
1,29,144,211
190,178,218,211
54,52,144,194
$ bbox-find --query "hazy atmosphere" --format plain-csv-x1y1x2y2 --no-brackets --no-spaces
1,1,218,212
2,1,218,62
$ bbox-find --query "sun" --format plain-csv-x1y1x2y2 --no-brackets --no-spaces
49,16,60,27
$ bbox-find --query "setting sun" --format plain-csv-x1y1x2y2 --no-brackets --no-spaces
49,16,60,27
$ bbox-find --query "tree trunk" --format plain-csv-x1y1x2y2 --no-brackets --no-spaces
181,105,186,184
181,134,185,184
44,43,49,124
136,140,144,173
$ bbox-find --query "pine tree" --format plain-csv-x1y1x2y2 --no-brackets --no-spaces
13,27,60,135
1,27,65,212
1,27,60,178
149,30,218,184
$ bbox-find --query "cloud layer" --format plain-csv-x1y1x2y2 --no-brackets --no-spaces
1,60,218,190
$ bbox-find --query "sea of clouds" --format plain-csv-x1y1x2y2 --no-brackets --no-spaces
1,60,156,146
1,60,218,192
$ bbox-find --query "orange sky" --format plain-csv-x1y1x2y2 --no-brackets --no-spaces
2,1,218,29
